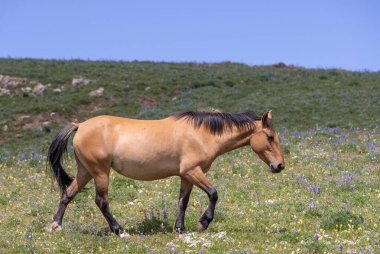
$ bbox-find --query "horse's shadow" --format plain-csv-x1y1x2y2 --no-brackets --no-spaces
82,213,170,237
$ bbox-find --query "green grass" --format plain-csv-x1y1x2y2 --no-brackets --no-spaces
0,127,379,253
0,59,379,253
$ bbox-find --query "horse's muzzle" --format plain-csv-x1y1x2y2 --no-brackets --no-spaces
270,163,285,173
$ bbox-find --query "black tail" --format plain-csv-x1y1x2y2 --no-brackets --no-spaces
48,123,79,193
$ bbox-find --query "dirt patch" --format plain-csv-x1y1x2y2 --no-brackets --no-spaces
138,97,160,108
14,112,66,130
77,97,108,115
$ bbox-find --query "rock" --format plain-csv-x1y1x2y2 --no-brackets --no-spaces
21,87,32,93
72,77,96,87
89,87,104,97
3,125,8,132
16,115,31,125
0,75,28,89
0,88,10,96
53,88,62,93
145,86,151,91
21,87,32,96
32,83,45,95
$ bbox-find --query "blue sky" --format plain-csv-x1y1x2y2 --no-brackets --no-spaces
1,0,379,71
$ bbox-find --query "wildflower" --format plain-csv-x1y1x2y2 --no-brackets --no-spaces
167,242,174,250
314,231,319,241
339,244,343,252
199,249,203,254
140,232,144,238
27,232,32,240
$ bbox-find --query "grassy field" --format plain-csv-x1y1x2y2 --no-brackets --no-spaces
0,59,379,253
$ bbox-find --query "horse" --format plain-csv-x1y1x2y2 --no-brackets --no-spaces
47,110,285,236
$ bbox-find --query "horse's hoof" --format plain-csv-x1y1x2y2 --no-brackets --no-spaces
197,221,208,232
173,227,186,234
119,232,131,238
47,221,62,233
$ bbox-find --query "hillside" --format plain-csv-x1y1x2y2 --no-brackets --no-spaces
0,58,379,150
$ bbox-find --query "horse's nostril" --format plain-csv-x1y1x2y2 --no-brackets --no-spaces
278,163,285,170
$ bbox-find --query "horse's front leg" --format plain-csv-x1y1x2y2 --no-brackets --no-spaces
173,178,193,233
181,166,218,232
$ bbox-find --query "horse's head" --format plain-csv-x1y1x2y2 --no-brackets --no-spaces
250,111,285,173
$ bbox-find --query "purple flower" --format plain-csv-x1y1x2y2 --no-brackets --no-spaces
314,231,319,241
140,232,144,238
167,242,173,250
339,244,343,252
199,250,203,254
317,185,321,194
27,232,32,240
303,178,308,187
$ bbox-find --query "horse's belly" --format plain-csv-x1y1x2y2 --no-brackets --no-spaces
112,157,179,181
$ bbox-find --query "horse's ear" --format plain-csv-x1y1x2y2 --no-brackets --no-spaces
262,111,273,129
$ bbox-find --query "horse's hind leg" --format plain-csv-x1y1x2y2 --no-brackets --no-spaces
181,166,218,232
173,178,193,233
49,163,92,232
94,173,125,236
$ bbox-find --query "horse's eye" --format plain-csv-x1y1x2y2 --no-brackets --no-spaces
267,135,274,142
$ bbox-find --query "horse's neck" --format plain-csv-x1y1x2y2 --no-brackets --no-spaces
212,127,253,156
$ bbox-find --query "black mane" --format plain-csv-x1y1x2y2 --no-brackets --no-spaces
172,111,262,135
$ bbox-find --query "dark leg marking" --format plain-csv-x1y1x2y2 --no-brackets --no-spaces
198,187,218,232
174,178,193,233
95,189,123,235
53,190,75,225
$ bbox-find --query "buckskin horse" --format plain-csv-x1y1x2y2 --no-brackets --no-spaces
47,110,285,236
